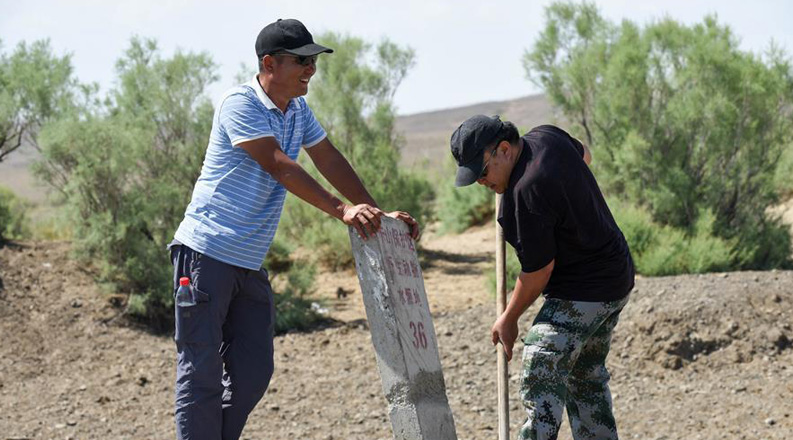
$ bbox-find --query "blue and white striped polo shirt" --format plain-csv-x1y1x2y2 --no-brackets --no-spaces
173,76,326,270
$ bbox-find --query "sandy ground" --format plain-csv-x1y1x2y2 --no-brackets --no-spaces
1,223,792,440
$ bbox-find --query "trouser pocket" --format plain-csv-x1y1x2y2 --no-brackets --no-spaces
174,285,212,344
171,244,227,345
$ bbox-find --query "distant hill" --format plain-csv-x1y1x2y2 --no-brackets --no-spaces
0,94,559,204
395,93,560,170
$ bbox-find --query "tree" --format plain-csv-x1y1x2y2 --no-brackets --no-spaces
0,39,84,162
276,33,434,268
524,2,793,269
34,38,217,323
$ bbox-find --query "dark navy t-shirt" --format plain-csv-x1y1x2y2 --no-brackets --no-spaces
497,125,634,302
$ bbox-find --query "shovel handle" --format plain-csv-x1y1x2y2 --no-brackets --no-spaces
496,193,510,439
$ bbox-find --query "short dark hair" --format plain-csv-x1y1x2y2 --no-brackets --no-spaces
491,120,520,147
258,54,285,73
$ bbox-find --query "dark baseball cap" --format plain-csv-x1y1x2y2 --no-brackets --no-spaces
255,19,334,58
450,115,503,187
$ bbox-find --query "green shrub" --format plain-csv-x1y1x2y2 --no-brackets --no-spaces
437,158,494,234
775,144,793,197
730,218,792,270
274,292,323,335
272,257,323,334
33,38,216,324
0,39,81,162
0,186,30,241
264,238,327,334
609,199,735,276
264,236,295,273
27,207,72,241
525,3,793,270
283,258,317,298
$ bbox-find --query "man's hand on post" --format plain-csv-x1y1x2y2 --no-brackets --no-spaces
343,204,383,240
385,211,420,240
491,313,519,362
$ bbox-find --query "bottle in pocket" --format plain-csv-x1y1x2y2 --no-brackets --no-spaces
176,277,197,307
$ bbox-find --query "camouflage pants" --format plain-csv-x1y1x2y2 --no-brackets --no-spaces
518,295,629,440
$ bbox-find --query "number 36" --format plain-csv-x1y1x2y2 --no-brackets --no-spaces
409,321,428,349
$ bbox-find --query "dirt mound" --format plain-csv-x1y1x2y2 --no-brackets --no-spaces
1,239,791,439
623,272,792,370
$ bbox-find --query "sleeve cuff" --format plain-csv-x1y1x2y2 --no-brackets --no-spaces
303,134,327,149
230,134,275,147
519,254,555,274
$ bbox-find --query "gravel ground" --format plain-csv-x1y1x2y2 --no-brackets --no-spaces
1,239,791,440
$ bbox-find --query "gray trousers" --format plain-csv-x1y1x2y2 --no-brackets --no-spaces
171,244,276,440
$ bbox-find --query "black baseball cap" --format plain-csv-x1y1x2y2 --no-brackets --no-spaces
450,115,503,187
255,19,334,58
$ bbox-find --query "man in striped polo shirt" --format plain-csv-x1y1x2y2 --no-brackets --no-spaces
170,19,419,440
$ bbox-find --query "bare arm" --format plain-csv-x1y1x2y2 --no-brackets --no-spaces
305,138,378,207
581,141,592,165
491,259,555,361
306,137,420,239
576,139,592,165
238,136,380,238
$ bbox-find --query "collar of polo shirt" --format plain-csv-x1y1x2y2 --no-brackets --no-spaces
249,75,303,112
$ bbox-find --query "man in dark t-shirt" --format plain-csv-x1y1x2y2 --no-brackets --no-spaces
450,115,635,440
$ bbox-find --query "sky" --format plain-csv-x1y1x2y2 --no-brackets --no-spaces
2,0,792,116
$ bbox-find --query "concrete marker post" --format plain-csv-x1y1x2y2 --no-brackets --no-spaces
349,217,457,440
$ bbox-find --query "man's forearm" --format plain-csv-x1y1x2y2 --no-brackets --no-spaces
503,260,555,322
319,156,378,207
271,159,347,220
307,140,379,207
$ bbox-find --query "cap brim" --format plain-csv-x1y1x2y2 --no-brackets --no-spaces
284,43,334,56
455,153,484,187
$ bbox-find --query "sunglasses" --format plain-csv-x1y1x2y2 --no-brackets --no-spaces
479,144,500,179
272,52,318,66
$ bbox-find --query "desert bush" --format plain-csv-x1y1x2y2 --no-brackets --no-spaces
264,236,295,274
273,259,322,334
262,237,324,334
26,208,72,241
609,199,736,276
0,38,84,162
0,186,29,241
525,2,793,270
274,291,323,335
34,38,215,324
436,158,494,234
775,145,793,197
